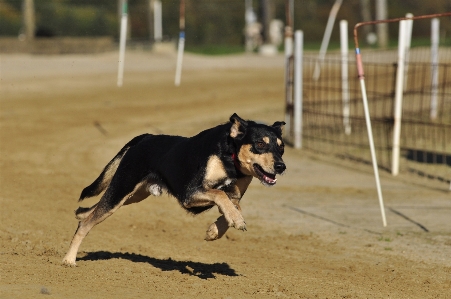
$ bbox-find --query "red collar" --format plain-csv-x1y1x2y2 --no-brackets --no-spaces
231,153,242,173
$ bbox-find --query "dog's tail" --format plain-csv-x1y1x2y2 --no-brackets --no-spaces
78,134,149,202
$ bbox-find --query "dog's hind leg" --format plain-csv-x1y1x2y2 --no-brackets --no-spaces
62,180,151,266
74,204,98,220
62,195,132,266
62,201,124,266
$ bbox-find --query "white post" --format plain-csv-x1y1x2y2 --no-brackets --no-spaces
430,18,440,120
174,0,185,87
117,0,128,87
174,32,185,86
294,30,303,149
154,0,162,42
340,20,351,135
403,13,413,89
313,0,343,80
284,30,293,59
284,27,293,134
375,0,388,48
392,20,407,176
23,0,35,40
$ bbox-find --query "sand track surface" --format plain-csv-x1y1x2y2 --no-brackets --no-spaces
1,51,450,298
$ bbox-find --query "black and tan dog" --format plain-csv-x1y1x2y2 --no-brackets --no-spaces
62,113,286,266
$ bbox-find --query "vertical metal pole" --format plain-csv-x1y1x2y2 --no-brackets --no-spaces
294,30,303,149
392,20,407,176
430,18,440,120
355,47,387,227
117,0,128,87
340,20,351,135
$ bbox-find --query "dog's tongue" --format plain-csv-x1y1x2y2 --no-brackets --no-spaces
263,175,277,185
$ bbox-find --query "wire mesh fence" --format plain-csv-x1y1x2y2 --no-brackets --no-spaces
300,48,451,189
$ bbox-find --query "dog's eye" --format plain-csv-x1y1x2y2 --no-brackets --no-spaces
256,141,266,149
279,144,285,153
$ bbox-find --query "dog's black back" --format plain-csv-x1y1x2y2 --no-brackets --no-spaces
81,122,238,214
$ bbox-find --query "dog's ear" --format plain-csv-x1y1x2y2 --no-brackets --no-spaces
229,113,248,139
272,121,286,137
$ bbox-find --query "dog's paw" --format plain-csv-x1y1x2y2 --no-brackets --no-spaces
224,209,246,231
205,215,230,241
205,223,219,241
61,259,77,267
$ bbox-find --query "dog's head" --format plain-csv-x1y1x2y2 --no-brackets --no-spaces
229,113,286,186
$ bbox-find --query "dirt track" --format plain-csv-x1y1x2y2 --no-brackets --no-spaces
1,51,451,298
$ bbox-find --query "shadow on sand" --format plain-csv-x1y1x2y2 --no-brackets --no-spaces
78,251,239,279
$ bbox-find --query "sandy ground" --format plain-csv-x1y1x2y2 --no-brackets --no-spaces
1,51,451,298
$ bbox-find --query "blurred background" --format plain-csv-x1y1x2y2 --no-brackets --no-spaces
1,0,450,54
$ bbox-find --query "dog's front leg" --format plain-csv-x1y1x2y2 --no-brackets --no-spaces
204,176,252,241
186,190,246,232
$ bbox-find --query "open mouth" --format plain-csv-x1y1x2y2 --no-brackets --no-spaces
253,164,277,186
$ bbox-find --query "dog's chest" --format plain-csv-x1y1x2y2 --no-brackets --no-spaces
203,155,232,189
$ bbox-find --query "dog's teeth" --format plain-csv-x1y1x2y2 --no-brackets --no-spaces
264,176,277,184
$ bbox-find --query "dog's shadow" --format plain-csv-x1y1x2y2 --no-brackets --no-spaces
78,251,239,279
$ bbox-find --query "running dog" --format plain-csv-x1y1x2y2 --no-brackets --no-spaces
62,113,286,266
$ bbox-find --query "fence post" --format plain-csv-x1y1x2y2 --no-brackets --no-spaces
392,20,407,176
294,30,303,149
403,13,413,89
284,26,293,138
174,0,185,86
430,18,440,120
153,0,163,42
340,20,351,135
117,0,128,87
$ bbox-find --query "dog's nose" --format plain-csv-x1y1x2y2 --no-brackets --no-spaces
274,162,286,174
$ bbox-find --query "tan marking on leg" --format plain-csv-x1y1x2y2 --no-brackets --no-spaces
75,203,98,220
234,175,253,197
185,189,246,230
123,182,150,205
62,181,148,266
205,175,252,240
